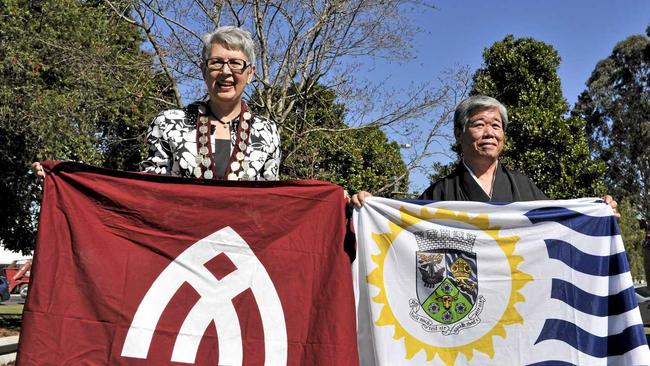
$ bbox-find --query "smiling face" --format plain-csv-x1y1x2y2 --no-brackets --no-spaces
460,107,505,164
204,43,255,108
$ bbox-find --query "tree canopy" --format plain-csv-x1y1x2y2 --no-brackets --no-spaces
0,0,171,252
573,27,650,223
252,84,408,195
468,35,606,199
617,198,646,282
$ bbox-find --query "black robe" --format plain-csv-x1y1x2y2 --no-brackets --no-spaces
419,163,547,202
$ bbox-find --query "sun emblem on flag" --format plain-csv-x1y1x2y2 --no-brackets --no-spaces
367,206,532,365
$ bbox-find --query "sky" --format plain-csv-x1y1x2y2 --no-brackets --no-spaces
375,0,649,193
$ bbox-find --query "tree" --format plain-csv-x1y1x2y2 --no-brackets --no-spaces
468,35,606,198
252,84,408,194
573,27,650,224
0,0,172,252
104,0,471,191
617,198,645,282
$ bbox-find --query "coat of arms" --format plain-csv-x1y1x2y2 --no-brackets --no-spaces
409,229,485,335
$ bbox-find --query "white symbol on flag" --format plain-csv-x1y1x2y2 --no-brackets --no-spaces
121,226,288,365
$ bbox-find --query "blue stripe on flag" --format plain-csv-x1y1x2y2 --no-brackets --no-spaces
545,239,629,276
527,361,576,366
551,279,637,316
399,199,431,204
524,207,620,236
400,199,514,206
535,319,646,357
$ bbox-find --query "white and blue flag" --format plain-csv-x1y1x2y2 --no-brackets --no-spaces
353,198,649,365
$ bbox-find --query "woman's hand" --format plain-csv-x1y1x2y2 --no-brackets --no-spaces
351,191,373,208
32,162,45,179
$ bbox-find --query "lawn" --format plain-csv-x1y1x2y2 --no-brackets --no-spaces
0,304,22,337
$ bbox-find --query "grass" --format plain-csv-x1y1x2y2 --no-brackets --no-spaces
0,305,22,316
0,304,22,337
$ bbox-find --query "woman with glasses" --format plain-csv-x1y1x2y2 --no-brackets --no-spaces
31,26,280,181
139,26,281,180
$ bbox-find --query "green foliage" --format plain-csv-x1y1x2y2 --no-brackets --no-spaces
0,0,171,252
470,35,606,198
618,198,646,283
573,27,650,223
252,84,408,195
309,127,408,195
427,162,454,185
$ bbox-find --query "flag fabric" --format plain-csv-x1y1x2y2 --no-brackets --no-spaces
353,197,650,366
18,161,358,365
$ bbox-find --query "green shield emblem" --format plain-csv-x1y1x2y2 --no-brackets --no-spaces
416,250,478,324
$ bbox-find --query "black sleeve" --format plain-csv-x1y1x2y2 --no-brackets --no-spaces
419,180,448,200
419,184,435,200
508,169,549,201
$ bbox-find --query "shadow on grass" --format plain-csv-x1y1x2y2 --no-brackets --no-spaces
0,315,21,337
0,305,22,337
0,316,21,329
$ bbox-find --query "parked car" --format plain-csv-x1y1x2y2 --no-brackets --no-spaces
1,258,31,299
0,276,10,302
634,284,650,326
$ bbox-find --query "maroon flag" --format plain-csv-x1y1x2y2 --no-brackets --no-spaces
18,161,358,365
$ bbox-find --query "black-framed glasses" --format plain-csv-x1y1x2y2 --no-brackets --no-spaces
205,58,249,72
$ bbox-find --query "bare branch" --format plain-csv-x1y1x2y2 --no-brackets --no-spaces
107,0,468,190
131,0,183,106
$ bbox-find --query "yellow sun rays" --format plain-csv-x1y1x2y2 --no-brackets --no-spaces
366,206,533,365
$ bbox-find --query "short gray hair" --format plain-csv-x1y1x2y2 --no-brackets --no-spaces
453,95,508,139
200,26,256,75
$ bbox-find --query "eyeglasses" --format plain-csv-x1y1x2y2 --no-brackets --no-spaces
205,58,249,72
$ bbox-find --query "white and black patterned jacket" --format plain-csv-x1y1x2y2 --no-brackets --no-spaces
139,104,281,180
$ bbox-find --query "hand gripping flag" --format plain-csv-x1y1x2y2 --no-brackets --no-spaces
18,162,358,365
353,197,650,365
